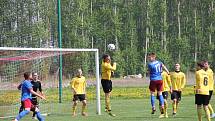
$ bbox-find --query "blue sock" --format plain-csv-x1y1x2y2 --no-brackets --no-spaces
36,111,44,121
16,110,30,120
150,95,155,108
159,94,164,106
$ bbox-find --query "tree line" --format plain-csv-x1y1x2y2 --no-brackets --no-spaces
0,0,215,77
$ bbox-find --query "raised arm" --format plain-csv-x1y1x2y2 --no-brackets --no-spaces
162,64,169,74
104,62,116,71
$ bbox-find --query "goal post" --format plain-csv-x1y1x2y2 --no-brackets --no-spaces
0,47,101,116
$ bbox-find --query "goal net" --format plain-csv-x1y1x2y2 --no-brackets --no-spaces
0,47,101,118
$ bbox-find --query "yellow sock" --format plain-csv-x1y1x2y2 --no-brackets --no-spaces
208,104,214,114
164,100,168,115
105,96,111,111
82,105,87,113
197,107,202,121
176,102,179,110
72,105,77,114
172,103,177,113
204,107,211,121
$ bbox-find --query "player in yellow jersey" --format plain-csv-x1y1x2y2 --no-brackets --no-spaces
170,63,186,116
161,71,171,118
204,61,215,118
101,54,116,117
157,70,172,118
70,69,87,117
195,62,211,121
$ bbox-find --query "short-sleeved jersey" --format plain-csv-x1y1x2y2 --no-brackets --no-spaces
70,76,86,94
31,80,42,97
148,60,163,81
21,80,33,101
195,69,209,95
162,71,172,91
101,61,116,80
170,71,186,91
206,68,214,91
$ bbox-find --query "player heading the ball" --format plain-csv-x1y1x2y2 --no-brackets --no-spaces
101,54,116,117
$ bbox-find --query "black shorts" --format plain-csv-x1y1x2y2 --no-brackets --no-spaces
101,79,112,93
73,94,86,101
209,90,213,101
31,97,38,106
195,94,209,105
156,91,169,100
171,91,181,101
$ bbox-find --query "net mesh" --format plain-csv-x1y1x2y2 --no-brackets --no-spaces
0,49,97,118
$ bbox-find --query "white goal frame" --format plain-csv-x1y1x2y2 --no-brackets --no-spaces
0,47,101,115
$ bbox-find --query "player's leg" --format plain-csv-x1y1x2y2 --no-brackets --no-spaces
149,81,156,114
204,105,211,121
34,107,44,121
18,101,24,113
81,100,88,116
80,94,87,116
14,99,31,121
195,94,203,121
102,80,113,112
72,95,78,116
157,80,164,118
197,105,203,121
208,91,215,118
31,97,38,119
176,91,181,111
171,91,177,116
163,91,169,118
203,95,211,121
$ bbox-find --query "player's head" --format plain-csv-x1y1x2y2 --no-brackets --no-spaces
32,72,38,81
103,54,111,63
76,68,83,77
148,52,156,62
175,63,180,71
202,60,209,69
196,61,205,71
24,72,32,80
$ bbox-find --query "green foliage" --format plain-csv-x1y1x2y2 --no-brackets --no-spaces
1,0,215,76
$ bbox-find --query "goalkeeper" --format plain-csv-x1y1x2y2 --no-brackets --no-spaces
70,69,87,117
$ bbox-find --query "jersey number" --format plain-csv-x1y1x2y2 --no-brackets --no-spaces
155,64,162,73
203,77,208,86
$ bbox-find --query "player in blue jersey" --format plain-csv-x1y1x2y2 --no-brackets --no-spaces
147,52,169,118
13,72,45,121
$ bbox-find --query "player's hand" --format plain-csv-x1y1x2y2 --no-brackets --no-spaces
73,90,77,95
40,95,46,100
170,88,173,93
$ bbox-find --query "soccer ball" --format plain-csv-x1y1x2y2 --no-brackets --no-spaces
107,44,116,51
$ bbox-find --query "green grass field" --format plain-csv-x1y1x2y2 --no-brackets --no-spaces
2,96,215,121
